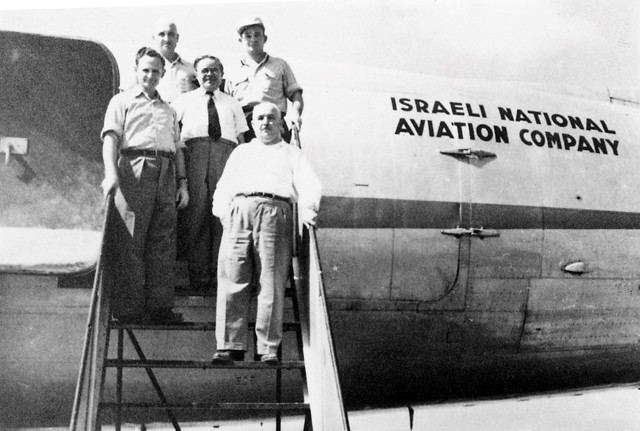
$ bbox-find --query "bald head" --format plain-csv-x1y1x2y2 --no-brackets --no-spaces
152,20,179,61
252,102,282,145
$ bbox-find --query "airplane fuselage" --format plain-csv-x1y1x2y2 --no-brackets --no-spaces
1,31,640,427
301,72,640,403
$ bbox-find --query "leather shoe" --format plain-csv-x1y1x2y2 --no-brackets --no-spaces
212,350,245,363
260,353,279,364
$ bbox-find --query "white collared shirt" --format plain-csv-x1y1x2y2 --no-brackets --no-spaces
120,53,196,103
101,86,181,152
171,88,249,143
212,139,322,220
156,54,196,103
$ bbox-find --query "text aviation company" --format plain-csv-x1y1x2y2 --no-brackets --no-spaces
391,97,619,156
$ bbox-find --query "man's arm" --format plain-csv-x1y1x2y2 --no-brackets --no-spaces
175,147,189,209
230,97,249,144
289,91,304,131
101,131,119,197
212,149,240,221
293,150,321,226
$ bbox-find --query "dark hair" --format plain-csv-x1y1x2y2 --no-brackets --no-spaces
193,55,224,75
135,47,166,68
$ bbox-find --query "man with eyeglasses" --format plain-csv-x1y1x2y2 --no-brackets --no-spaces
171,55,248,292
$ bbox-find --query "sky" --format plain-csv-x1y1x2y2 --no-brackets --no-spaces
0,0,638,92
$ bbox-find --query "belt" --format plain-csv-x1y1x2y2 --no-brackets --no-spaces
236,192,291,203
120,148,174,158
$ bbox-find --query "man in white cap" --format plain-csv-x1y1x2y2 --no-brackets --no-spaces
224,16,303,143
211,102,321,363
152,20,197,102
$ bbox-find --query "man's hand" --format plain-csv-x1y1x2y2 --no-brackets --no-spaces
101,133,119,198
289,91,304,132
300,208,317,227
176,181,189,209
219,213,228,228
288,111,302,132
101,174,118,198
178,71,197,93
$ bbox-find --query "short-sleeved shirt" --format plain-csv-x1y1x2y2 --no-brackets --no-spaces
224,53,302,114
171,88,249,143
119,53,196,102
101,86,181,153
156,54,196,103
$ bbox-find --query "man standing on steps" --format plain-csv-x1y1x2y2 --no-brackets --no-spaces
171,55,248,293
224,16,303,143
152,20,197,102
101,47,189,325
211,102,321,363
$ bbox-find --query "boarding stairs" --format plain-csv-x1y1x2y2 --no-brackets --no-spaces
69,129,349,431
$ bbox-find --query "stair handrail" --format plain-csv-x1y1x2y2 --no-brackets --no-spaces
290,125,350,431
69,190,115,431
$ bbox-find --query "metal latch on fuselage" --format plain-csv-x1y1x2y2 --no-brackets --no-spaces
440,148,497,160
441,227,500,238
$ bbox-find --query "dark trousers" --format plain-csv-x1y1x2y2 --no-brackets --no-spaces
181,137,235,288
112,154,177,318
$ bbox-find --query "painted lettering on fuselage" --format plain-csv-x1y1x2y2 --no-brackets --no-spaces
391,96,620,156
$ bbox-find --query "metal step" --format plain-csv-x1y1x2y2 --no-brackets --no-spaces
105,359,305,370
100,401,310,411
71,191,347,430
110,321,301,331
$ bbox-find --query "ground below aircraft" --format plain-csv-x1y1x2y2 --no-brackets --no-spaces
1,30,640,428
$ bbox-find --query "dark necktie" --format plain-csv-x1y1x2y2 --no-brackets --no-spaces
207,92,221,141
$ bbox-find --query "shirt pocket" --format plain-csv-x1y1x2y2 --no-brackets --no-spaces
261,69,282,93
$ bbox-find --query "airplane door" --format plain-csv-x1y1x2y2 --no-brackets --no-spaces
389,114,465,304
308,89,467,304
462,138,544,283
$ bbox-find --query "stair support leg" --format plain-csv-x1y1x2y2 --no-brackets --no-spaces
116,327,124,431
125,329,182,431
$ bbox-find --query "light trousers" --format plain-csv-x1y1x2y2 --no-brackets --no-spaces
216,195,293,355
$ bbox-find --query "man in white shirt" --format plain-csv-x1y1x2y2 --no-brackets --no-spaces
172,55,248,292
152,20,197,102
211,102,321,363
